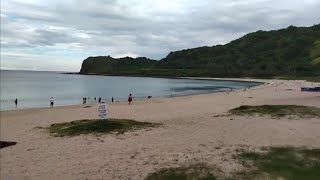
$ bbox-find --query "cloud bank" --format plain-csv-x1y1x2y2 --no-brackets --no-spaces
1,0,319,71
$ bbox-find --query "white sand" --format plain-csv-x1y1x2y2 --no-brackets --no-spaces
1,79,320,180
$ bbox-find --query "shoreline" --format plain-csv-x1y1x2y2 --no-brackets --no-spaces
64,72,320,83
0,78,267,112
63,72,269,82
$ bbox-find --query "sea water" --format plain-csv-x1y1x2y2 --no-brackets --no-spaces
0,70,261,111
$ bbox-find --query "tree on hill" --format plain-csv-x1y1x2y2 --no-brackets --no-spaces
80,24,320,78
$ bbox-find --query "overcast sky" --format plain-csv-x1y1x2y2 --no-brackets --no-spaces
1,0,319,71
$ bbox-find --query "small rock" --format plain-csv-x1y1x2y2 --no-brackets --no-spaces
230,118,234,120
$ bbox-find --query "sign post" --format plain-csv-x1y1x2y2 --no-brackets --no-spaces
98,104,107,119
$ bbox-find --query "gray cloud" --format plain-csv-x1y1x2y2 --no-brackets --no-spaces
1,0,320,71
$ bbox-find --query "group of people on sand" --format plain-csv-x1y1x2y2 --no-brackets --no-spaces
86,94,134,105
12,86,250,109
48,94,134,107
92,97,105,103
14,93,137,108
81,97,108,104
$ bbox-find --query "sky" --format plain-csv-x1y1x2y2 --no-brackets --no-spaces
1,0,320,72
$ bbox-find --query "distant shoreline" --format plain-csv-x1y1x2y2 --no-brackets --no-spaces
62,72,266,84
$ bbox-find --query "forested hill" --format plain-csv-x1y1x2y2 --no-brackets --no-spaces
79,24,320,78
80,56,156,76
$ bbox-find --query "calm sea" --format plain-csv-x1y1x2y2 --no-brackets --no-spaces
0,70,261,111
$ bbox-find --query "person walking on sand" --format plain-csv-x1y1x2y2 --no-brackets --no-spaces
128,94,133,105
14,99,18,107
98,97,101,103
50,97,54,107
112,97,114,103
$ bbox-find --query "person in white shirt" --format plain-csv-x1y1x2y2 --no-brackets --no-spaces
50,97,54,107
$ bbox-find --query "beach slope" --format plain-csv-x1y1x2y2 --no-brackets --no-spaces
1,80,320,179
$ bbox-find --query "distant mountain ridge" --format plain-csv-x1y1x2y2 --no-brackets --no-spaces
80,24,320,78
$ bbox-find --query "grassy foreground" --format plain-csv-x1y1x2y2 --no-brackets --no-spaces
237,147,320,180
145,147,320,180
48,119,160,137
145,164,217,180
229,105,320,118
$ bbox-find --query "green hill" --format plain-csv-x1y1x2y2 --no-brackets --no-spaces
80,56,156,76
79,24,320,78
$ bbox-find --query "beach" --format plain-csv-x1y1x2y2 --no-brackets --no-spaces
1,79,320,179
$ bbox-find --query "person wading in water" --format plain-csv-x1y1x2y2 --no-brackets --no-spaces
50,97,54,107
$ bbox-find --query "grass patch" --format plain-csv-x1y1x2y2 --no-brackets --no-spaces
48,119,160,137
145,164,218,180
237,147,320,180
144,147,320,180
229,105,320,118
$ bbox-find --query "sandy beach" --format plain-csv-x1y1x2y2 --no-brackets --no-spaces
1,79,320,180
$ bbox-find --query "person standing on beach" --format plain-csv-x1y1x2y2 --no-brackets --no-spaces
50,97,54,107
98,97,101,103
128,94,133,105
112,97,114,103
14,99,18,107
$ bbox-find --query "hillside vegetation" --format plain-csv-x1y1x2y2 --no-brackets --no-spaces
80,24,320,78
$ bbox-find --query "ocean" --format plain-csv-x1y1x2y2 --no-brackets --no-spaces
0,70,261,111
